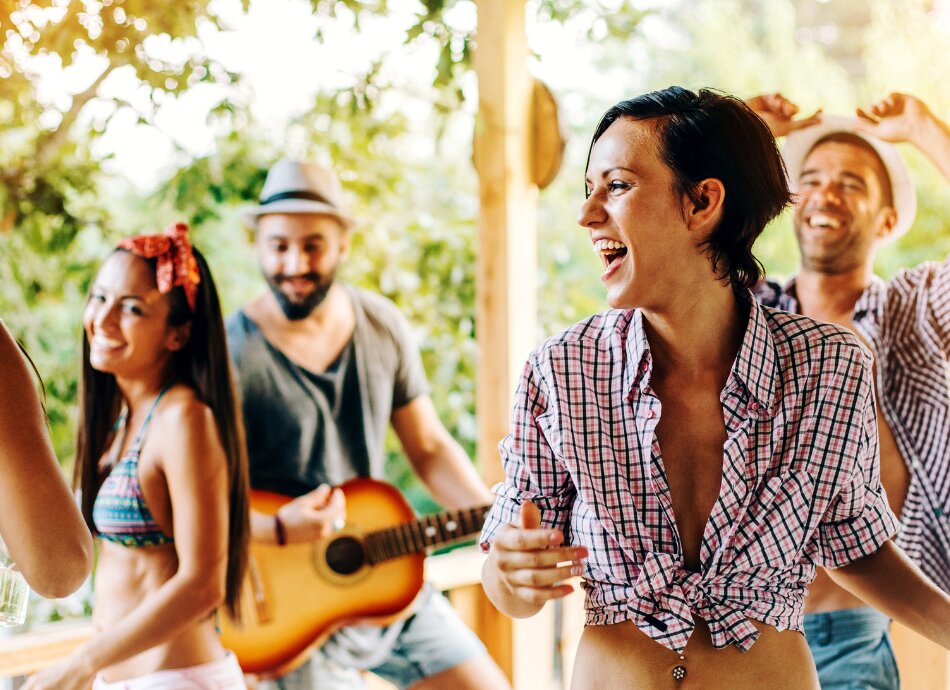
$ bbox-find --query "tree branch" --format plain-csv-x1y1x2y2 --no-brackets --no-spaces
35,62,115,167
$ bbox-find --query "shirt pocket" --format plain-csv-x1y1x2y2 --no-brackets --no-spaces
727,470,816,571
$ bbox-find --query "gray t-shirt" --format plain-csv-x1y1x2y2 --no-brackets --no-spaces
225,284,430,497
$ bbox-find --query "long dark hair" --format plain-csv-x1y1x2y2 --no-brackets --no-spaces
588,86,791,291
74,246,249,620
14,339,47,416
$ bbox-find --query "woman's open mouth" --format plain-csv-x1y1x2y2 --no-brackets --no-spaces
594,238,628,273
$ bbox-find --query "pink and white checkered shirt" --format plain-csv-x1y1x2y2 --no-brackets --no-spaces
758,254,950,592
480,299,899,654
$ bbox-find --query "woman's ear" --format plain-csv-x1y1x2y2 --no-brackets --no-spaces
165,322,192,352
686,178,726,235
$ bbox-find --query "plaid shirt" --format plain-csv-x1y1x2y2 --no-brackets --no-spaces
480,299,899,654
757,254,950,592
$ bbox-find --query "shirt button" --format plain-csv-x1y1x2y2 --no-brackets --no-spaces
640,362,649,373
645,409,656,419
749,401,760,412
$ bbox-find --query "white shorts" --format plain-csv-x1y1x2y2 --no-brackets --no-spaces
92,653,246,690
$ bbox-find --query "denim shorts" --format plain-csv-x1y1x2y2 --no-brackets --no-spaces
804,607,899,690
258,587,486,690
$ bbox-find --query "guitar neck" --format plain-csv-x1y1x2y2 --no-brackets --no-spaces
363,505,490,565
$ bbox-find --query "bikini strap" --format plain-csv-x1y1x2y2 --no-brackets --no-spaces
129,382,174,452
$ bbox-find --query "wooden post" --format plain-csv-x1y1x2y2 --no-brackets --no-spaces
474,0,537,486
472,1,547,687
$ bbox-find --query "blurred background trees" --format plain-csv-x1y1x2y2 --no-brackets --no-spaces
2,0,949,519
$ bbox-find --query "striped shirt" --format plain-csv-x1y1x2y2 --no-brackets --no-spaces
480,299,899,654
757,254,950,592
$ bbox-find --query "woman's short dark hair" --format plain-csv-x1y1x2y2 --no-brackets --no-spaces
588,86,791,291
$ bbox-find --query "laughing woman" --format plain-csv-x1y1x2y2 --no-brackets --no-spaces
24,223,249,690
480,87,950,689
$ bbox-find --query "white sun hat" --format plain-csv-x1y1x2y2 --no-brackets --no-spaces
241,159,355,229
782,115,917,240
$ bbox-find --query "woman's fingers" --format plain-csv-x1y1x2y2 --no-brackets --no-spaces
495,545,587,572
504,560,583,588
510,582,575,606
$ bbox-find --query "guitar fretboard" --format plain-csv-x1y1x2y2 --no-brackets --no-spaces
364,506,490,565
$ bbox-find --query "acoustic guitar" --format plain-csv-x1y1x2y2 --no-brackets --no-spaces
219,477,491,677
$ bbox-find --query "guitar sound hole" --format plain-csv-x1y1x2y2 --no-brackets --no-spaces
324,536,366,575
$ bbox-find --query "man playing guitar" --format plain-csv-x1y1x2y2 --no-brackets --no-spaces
226,159,509,690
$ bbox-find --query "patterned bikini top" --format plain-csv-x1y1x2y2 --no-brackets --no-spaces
92,386,175,548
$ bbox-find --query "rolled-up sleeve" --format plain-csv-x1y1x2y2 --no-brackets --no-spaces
812,353,900,568
479,353,576,551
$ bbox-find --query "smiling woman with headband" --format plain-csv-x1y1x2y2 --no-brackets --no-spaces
23,222,250,690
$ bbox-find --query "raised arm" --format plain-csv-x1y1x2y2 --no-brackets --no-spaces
855,92,950,183
746,92,822,138
0,322,93,598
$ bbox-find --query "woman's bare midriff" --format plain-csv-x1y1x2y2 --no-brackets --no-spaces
93,542,226,681
571,617,818,690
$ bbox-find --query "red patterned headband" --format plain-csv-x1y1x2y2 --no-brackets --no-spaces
116,222,201,310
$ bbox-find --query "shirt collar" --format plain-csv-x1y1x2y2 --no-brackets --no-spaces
622,297,779,414
852,275,887,323
784,275,887,324
623,309,650,398
731,295,779,414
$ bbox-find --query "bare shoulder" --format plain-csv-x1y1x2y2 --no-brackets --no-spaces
150,385,218,447
153,383,214,426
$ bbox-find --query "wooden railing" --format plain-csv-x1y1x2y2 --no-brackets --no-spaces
1,547,948,690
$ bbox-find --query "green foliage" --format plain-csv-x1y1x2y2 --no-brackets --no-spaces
3,0,950,524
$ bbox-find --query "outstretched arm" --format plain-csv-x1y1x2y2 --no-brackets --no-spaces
827,540,950,649
0,322,93,598
393,395,492,509
746,92,822,138
855,92,950,183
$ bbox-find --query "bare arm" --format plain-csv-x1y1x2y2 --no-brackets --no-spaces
392,395,492,509
0,322,93,598
827,540,950,649
25,397,232,689
855,92,950,184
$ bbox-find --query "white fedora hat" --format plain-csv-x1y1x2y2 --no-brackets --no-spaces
782,115,917,241
241,159,356,229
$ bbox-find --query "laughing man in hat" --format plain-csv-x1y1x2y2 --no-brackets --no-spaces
749,93,950,689
225,159,510,690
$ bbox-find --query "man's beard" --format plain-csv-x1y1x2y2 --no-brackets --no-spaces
266,270,335,320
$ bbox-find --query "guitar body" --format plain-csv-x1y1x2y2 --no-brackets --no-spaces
220,478,424,677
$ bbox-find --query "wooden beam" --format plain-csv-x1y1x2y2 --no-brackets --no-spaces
471,1,546,686
474,0,537,489
472,1,541,686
